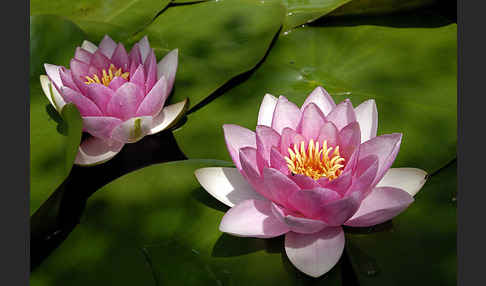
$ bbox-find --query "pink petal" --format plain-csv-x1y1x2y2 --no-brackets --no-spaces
271,203,327,234
90,50,111,71
279,127,306,155
82,116,122,140
129,43,143,74
297,103,326,141
220,199,289,238
60,87,102,116
358,133,402,187
319,170,353,196
326,99,357,131
130,64,145,91
350,155,379,197
285,227,345,278
75,137,124,166
318,191,361,226
137,36,151,63
255,125,281,169
74,47,93,64
355,99,378,143
106,82,145,120
239,147,270,200
223,124,256,171
271,96,302,134
270,147,289,175
195,167,265,208
288,188,340,219
262,168,301,209
345,187,414,227
44,64,62,88
136,76,168,117
111,116,153,143
338,121,361,160
111,43,129,72
59,67,80,92
144,50,157,93
156,49,178,93
69,59,91,94
257,93,278,127
301,86,336,116
317,121,339,147
85,83,115,112
108,76,128,91
291,174,321,190
98,35,117,59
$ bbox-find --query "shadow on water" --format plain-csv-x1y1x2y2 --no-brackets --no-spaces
311,1,456,29
31,129,188,271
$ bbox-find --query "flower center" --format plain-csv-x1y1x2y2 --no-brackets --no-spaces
84,64,129,86
285,139,345,181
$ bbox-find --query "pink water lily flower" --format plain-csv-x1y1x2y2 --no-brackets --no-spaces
40,35,188,166
195,87,427,277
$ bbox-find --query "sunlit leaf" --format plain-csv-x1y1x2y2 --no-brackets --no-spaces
175,20,457,173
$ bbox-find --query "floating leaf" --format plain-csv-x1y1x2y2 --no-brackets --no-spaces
30,0,172,40
137,0,285,108
175,20,456,173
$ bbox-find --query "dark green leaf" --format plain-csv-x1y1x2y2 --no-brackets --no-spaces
30,160,342,285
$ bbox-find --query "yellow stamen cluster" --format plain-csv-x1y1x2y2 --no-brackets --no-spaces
285,140,345,181
84,64,129,86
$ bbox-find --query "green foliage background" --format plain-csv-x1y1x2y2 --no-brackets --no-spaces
30,0,456,285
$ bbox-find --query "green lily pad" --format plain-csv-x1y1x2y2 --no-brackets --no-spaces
136,0,285,108
30,15,87,79
30,0,171,40
59,104,83,176
346,162,456,286
283,0,352,30
175,22,456,174
30,160,343,285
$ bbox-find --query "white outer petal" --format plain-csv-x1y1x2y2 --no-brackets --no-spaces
40,75,66,111
355,99,378,143
81,40,98,53
111,116,153,143
285,227,345,278
257,93,278,126
75,137,124,166
149,99,189,135
376,168,428,196
195,167,265,207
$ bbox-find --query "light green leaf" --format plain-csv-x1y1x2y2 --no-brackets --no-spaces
175,23,457,173
283,0,352,30
136,0,285,108
30,0,172,40
60,104,83,176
